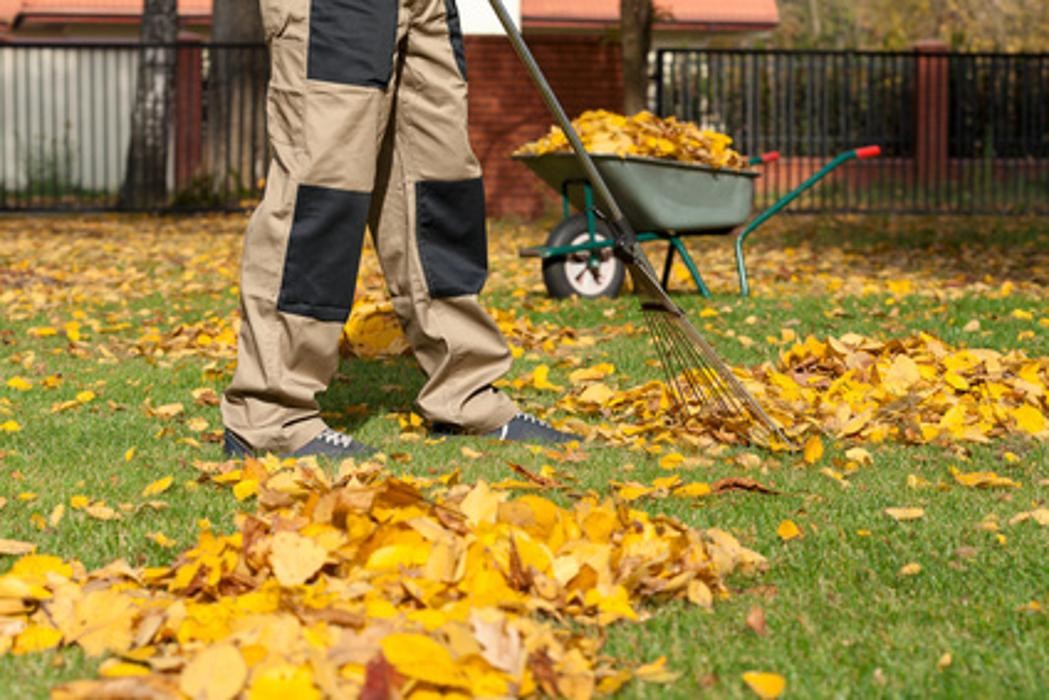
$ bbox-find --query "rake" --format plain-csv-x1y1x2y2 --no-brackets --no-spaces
487,0,793,449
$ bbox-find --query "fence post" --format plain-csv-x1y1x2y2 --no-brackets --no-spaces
174,38,203,192
913,39,949,189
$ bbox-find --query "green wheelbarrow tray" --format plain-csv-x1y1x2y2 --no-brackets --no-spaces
514,153,759,233
515,145,882,297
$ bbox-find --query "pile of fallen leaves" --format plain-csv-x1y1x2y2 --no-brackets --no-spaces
1,458,765,699
549,332,1048,448
515,110,748,170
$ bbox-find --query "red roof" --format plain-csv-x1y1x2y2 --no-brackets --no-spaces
2,0,778,31
1,0,209,27
522,0,780,30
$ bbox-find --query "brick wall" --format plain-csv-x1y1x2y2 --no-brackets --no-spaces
465,35,624,219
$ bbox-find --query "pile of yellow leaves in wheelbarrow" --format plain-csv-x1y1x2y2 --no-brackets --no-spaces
2,460,766,699
514,109,749,170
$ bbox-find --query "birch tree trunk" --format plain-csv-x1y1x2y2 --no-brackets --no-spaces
621,0,654,115
208,0,268,204
119,0,177,209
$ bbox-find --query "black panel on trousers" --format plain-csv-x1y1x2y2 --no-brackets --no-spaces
443,0,468,81
308,0,398,87
278,184,370,322
416,178,488,298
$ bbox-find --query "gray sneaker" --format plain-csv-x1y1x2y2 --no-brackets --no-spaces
224,428,376,459
487,413,580,444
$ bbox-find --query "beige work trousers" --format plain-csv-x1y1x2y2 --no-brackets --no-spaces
222,0,518,453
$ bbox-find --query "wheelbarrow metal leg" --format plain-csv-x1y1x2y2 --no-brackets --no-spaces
661,241,676,291
735,146,881,296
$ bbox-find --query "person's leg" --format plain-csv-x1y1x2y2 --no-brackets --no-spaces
222,0,406,453
368,0,519,433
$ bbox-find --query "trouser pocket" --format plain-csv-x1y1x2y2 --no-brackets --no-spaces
308,0,399,87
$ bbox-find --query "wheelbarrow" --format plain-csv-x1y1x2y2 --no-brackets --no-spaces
516,145,881,297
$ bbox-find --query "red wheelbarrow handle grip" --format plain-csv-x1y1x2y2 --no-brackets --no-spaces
855,145,882,159
759,151,781,163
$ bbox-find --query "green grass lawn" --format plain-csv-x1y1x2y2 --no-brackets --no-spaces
0,214,1046,698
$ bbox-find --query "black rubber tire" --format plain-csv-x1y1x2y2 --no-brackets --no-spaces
541,214,626,299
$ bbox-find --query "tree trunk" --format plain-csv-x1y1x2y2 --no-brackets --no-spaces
119,0,178,209
208,0,268,205
621,0,654,114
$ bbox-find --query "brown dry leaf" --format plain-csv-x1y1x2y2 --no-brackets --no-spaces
746,606,768,636
712,477,779,495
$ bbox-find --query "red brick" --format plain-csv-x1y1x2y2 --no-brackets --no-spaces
466,35,623,218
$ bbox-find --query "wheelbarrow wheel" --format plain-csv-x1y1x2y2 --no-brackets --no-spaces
542,214,625,299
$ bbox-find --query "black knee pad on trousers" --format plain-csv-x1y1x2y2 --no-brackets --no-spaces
415,178,488,299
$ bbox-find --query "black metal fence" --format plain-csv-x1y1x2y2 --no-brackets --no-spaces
654,48,1049,214
0,42,268,211
1,43,1047,215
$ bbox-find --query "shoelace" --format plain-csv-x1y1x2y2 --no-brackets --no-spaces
516,412,554,429
318,429,356,448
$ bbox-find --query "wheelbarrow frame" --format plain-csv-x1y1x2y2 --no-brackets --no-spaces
519,145,882,297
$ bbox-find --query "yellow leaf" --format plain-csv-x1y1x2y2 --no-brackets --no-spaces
141,476,174,498
937,652,953,671
802,435,824,465
179,644,247,700
233,479,259,501
899,562,922,577
124,447,136,462
635,656,682,683
949,466,1021,489
672,482,712,498
75,390,95,404
98,660,151,678
742,671,786,699
6,376,32,391
49,504,65,528
147,532,177,548
777,519,802,541
153,402,184,419
381,633,469,689
85,503,120,521
845,447,873,466
247,664,321,700
460,446,484,460
531,364,564,392
658,452,685,470
1012,405,1047,436
13,624,63,655
885,507,925,522
269,531,327,587
1,419,22,433
882,355,922,394
577,383,615,406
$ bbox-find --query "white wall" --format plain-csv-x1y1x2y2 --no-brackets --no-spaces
457,0,520,35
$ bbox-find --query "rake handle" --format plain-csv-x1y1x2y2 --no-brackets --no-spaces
486,0,642,256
